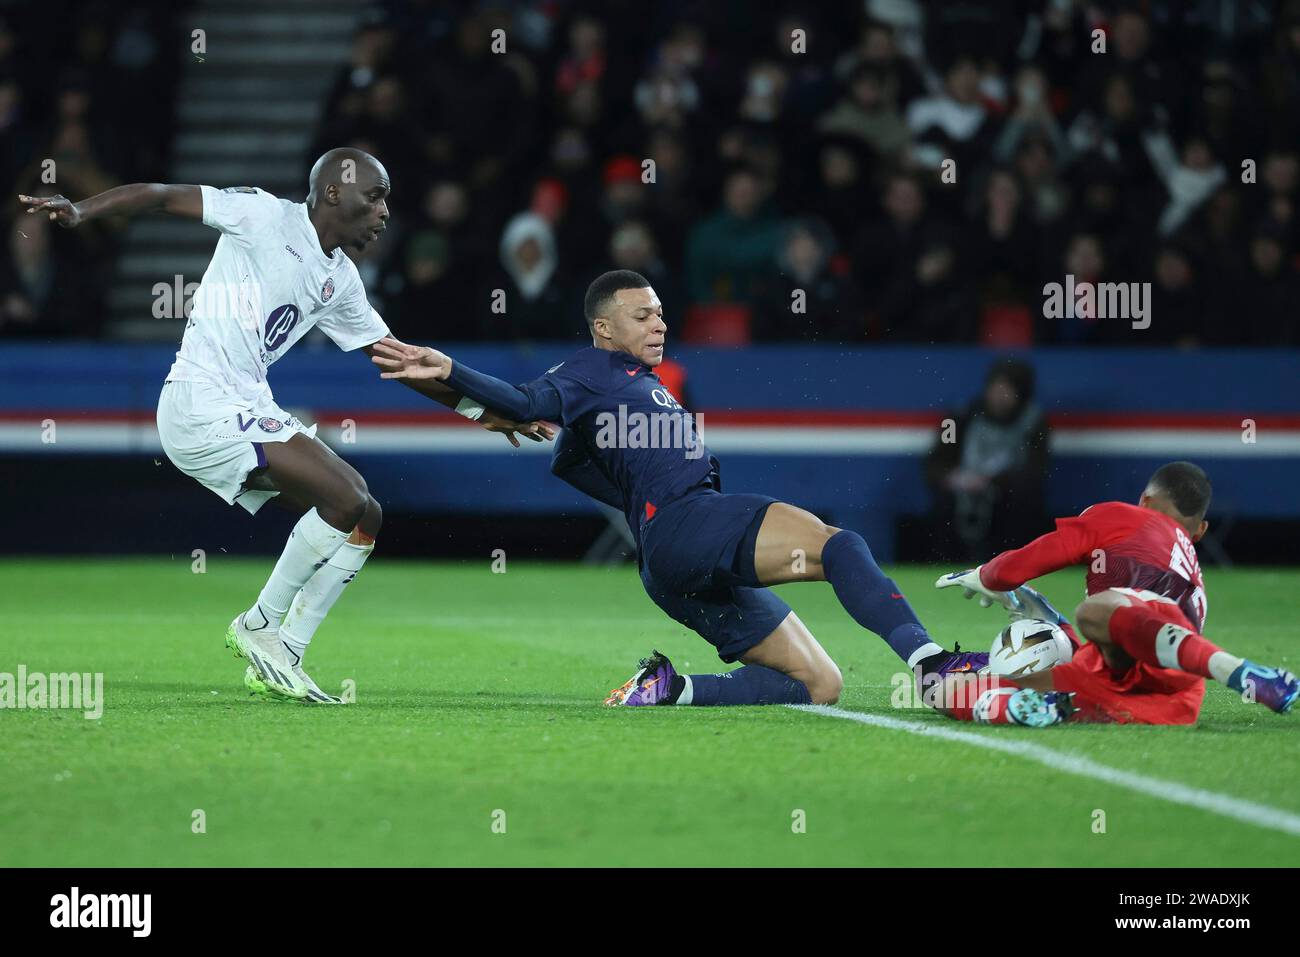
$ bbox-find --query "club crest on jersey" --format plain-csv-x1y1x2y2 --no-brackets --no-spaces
264,304,300,350
257,417,284,433
321,278,335,302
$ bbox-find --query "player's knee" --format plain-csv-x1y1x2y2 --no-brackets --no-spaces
807,522,846,568
363,495,383,534
807,661,843,705
330,481,370,529
1074,596,1116,640
815,520,842,546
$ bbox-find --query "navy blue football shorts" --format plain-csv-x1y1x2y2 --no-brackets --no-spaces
638,490,792,663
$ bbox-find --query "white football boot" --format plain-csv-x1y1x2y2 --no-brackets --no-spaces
243,659,344,704
224,612,308,700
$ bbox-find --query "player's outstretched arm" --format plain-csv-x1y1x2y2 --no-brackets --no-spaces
935,531,1081,608
19,184,202,228
366,338,555,448
936,513,1104,618
978,520,1097,591
369,336,562,424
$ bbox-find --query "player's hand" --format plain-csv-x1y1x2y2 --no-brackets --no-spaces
1005,585,1069,626
481,411,555,448
370,336,451,381
18,194,81,228
934,566,1014,610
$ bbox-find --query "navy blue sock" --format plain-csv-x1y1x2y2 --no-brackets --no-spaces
684,666,812,705
821,529,936,664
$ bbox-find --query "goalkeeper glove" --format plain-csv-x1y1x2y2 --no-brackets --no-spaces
934,566,1014,610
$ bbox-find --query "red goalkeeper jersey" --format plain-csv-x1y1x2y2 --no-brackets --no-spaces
979,501,1207,631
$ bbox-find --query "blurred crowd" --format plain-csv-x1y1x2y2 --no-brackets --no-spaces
329,0,1300,346
1,1,182,338
7,0,1300,346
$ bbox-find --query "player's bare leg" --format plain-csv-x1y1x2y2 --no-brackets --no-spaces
738,612,842,704
1076,591,1298,714
605,612,840,707
751,502,839,584
253,432,376,533
751,502,977,675
227,433,381,701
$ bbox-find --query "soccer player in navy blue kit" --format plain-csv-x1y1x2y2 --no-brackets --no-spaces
371,270,980,706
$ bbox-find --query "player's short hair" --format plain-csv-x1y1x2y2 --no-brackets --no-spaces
1148,461,1212,520
584,270,650,331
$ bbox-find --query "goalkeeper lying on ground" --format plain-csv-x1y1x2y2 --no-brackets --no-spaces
928,461,1297,726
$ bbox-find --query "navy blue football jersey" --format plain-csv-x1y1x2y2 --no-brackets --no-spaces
542,347,719,538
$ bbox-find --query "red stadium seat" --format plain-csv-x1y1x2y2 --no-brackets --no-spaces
684,303,753,345
980,304,1034,347
654,357,688,398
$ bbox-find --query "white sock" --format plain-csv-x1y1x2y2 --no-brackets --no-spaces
281,539,374,659
906,642,945,669
674,674,694,706
245,508,350,633
1208,651,1244,685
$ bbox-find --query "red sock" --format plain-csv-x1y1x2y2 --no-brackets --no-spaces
936,674,1016,722
1108,603,1221,678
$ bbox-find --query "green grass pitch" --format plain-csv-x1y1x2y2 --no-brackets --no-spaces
2,557,1296,867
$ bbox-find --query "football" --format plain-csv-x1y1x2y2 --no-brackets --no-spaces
989,619,1075,677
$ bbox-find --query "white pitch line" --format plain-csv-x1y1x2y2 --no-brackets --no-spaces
793,704,1300,838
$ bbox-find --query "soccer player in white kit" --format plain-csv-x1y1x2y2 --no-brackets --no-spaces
20,148,551,702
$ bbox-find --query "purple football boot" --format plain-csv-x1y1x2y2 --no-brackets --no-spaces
927,642,990,677
605,650,679,706
1229,662,1299,714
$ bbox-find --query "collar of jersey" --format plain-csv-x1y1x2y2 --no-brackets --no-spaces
616,351,648,374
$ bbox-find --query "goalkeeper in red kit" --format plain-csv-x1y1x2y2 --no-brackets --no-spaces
930,461,1298,726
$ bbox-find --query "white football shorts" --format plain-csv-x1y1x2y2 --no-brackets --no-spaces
156,378,318,514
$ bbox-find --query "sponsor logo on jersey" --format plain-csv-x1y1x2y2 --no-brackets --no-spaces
263,304,300,350
650,388,682,410
321,277,334,302
546,362,565,374
257,417,284,433
222,186,258,194
284,244,303,262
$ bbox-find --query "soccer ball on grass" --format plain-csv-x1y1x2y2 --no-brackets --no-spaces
989,619,1073,678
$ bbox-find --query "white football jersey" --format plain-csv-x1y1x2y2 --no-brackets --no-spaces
165,185,389,405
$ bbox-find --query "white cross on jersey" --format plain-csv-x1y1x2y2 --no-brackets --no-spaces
165,185,389,405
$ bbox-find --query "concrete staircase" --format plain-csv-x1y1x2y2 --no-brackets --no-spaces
109,0,362,339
